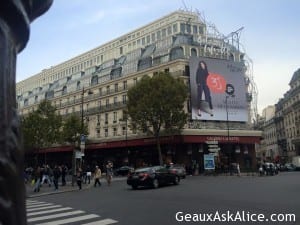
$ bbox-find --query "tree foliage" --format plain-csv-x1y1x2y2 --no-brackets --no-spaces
61,113,88,145
21,100,62,152
126,72,188,165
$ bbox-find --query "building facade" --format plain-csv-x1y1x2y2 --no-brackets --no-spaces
275,69,300,161
257,69,300,164
17,10,261,172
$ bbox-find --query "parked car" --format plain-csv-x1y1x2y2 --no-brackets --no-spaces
167,164,186,178
114,166,134,176
127,166,180,189
284,163,296,171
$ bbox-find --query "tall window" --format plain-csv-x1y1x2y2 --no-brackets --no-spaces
173,23,178,33
122,95,127,104
113,112,117,123
113,127,117,136
123,81,127,90
105,113,108,124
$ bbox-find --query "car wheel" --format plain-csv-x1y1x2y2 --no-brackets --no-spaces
173,176,180,185
152,179,159,189
132,185,138,190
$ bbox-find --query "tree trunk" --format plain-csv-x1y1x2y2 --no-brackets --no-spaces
156,135,163,166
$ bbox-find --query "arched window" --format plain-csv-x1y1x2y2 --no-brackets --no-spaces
191,48,197,57
77,81,81,90
170,47,184,60
91,75,98,86
24,99,28,106
137,57,152,71
62,86,67,95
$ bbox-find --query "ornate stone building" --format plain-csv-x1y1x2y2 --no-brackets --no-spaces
275,69,300,161
17,10,261,171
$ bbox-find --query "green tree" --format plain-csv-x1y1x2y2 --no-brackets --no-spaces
126,72,188,165
21,100,62,163
61,113,88,145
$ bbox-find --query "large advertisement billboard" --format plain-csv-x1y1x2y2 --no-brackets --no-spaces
189,57,248,122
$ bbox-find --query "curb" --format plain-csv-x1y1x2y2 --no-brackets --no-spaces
26,177,127,198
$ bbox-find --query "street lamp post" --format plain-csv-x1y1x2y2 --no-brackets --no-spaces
225,95,231,175
80,87,93,165
225,95,230,142
120,112,129,164
224,83,235,175
72,86,92,186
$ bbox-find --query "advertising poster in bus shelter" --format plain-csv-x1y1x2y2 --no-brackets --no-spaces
189,56,248,122
204,154,215,170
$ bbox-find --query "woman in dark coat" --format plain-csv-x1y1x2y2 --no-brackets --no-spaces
196,61,213,116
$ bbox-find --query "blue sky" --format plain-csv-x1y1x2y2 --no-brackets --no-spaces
16,0,300,114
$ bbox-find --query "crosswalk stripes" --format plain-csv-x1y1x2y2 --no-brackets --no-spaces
26,200,118,225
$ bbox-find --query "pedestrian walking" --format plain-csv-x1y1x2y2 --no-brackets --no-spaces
94,166,102,187
53,165,61,190
236,163,241,177
106,162,113,186
33,166,42,192
85,165,92,184
61,164,67,186
76,168,83,190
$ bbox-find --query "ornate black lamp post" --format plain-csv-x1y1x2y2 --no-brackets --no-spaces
0,1,52,224
225,84,235,175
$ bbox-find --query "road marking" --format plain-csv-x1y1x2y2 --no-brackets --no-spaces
27,207,73,216
82,218,119,225
28,210,84,222
35,214,100,225
27,201,46,205
26,203,53,208
27,205,62,212
26,200,119,225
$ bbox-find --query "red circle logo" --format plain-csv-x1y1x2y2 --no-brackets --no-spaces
207,73,227,93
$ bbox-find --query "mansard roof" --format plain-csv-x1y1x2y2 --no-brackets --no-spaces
289,68,300,85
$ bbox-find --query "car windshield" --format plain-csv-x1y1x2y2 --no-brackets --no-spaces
135,166,162,173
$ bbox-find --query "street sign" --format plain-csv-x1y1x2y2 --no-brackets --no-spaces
80,134,86,153
75,150,85,159
80,143,85,152
204,154,215,170
209,147,221,152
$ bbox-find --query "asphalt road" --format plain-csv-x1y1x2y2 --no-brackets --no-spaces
27,172,300,225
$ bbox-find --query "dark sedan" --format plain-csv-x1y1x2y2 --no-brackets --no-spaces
127,166,180,189
114,166,134,176
167,164,186,178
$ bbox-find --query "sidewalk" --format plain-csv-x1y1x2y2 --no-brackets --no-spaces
26,176,127,198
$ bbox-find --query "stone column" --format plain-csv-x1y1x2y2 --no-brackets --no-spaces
0,1,52,224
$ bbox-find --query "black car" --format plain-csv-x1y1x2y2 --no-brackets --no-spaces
114,166,134,176
167,164,186,179
127,166,180,189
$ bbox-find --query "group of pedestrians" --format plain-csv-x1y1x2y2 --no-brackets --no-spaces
30,164,68,192
75,161,115,190
29,161,115,192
